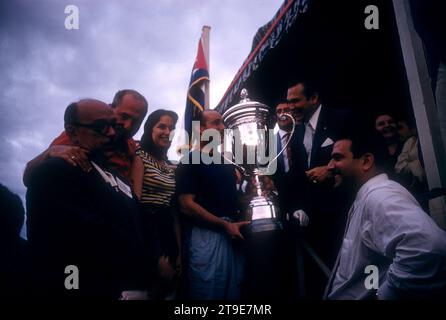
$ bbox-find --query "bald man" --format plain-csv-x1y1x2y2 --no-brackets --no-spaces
176,110,249,300
26,99,148,300
23,89,148,188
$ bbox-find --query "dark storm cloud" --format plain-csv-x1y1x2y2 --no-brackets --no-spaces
0,0,280,199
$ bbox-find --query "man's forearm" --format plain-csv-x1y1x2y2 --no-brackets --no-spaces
180,197,228,231
23,145,91,187
173,211,182,253
130,156,144,198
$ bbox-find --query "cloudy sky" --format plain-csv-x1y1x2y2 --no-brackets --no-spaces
0,0,281,200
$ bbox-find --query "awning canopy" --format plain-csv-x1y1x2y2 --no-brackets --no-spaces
216,0,412,125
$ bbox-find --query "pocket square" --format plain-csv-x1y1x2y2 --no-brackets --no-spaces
321,137,334,148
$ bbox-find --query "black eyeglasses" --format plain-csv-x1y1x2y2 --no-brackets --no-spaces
73,119,116,135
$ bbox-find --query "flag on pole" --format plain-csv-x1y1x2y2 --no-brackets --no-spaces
184,31,209,144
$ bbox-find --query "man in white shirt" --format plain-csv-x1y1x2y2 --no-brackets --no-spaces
325,131,446,299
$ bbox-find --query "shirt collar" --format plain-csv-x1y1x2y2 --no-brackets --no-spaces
307,104,322,131
355,173,389,202
278,128,290,139
91,161,118,188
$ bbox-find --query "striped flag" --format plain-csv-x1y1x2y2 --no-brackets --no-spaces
184,33,209,143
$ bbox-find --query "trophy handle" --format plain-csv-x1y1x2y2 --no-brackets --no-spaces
267,113,296,172
222,153,248,176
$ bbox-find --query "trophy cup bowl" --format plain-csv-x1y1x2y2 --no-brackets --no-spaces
222,89,283,233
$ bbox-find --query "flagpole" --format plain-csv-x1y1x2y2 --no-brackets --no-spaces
202,25,211,109
180,27,211,154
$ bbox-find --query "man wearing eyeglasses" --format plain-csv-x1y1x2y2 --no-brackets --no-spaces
274,101,307,221
23,89,148,188
26,99,148,299
261,101,309,300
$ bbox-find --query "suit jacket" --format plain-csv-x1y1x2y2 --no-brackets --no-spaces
290,106,354,172
273,131,296,218
26,158,147,299
287,106,356,266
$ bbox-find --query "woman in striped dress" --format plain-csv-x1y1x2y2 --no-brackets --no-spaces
134,109,180,299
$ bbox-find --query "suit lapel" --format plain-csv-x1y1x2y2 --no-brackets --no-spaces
291,123,308,171
311,107,328,167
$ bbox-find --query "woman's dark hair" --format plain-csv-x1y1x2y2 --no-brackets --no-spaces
140,109,178,159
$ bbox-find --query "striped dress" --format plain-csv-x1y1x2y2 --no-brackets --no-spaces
136,149,179,267
137,149,176,207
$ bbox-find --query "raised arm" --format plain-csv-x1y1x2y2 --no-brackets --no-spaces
23,145,90,187
130,155,144,199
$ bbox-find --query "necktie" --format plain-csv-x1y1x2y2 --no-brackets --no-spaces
283,132,292,172
303,122,314,167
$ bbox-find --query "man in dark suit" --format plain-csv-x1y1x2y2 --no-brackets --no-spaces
26,99,148,300
274,101,298,217
286,80,355,297
270,100,310,299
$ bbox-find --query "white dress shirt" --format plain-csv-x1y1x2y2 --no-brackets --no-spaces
326,174,446,299
303,105,322,166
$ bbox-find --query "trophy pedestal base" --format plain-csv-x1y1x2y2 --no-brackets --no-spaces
248,218,282,233
247,195,282,233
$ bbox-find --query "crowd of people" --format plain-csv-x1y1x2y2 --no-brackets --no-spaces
1,82,446,300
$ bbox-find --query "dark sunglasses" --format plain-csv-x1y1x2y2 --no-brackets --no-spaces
73,119,117,135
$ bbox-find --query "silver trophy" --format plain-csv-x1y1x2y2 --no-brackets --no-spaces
222,89,295,233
